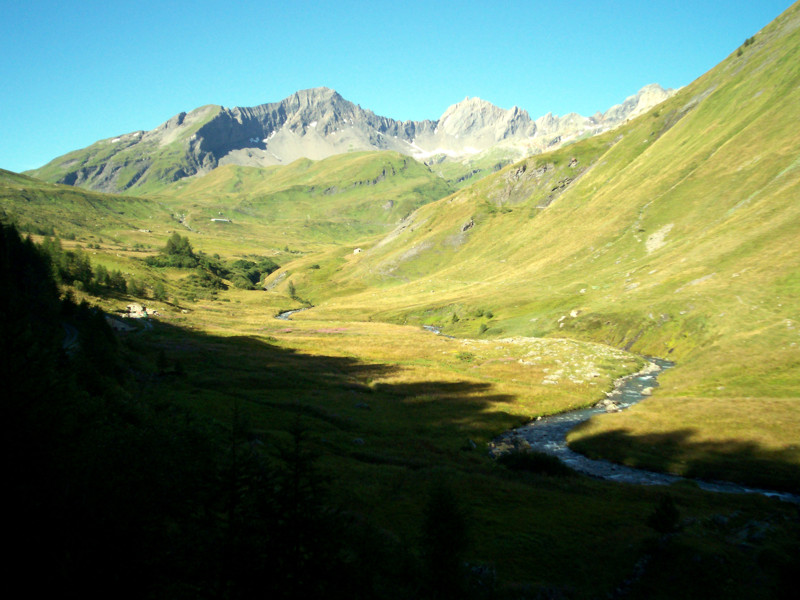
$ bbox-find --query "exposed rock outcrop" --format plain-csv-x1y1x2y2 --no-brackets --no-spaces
29,85,675,193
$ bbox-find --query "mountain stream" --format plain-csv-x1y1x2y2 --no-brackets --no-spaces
490,356,799,503
275,307,312,320
272,315,797,502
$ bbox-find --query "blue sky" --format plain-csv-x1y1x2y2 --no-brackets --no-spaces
0,0,792,173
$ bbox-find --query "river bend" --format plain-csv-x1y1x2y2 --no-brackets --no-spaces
490,358,799,503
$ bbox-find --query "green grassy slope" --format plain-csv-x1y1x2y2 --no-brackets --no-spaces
297,4,800,488
426,146,518,189
0,169,173,242
26,105,221,194
5,149,453,261
151,151,453,250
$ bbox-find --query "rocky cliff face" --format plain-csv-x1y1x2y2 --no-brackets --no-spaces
29,85,674,193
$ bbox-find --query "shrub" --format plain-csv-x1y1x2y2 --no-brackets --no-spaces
145,233,199,268
145,253,198,269
152,281,168,301
109,270,127,293
227,256,279,287
164,232,193,257
128,278,147,297
231,274,256,290
187,269,226,290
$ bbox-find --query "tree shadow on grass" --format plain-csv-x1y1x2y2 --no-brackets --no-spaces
142,321,521,467
570,427,800,494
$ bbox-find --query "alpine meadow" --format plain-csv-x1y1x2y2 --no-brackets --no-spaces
3,2,800,598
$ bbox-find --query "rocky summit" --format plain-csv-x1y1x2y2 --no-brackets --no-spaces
28,85,674,193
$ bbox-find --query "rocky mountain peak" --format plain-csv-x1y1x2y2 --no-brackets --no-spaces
286,87,343,110
601,83,674,123
434,97,535,145
29,84,675,193
440,96,516,124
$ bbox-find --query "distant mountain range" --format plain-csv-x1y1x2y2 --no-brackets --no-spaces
28,84,674,194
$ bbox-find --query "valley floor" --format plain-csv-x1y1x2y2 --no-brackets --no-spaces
127,291,799,596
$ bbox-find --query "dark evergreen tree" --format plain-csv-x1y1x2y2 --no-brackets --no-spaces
153,280,168,301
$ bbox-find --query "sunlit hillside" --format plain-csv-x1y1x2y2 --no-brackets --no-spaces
6,3,800,598
0,169,172,241
156,150,454,250
290,2,800,488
